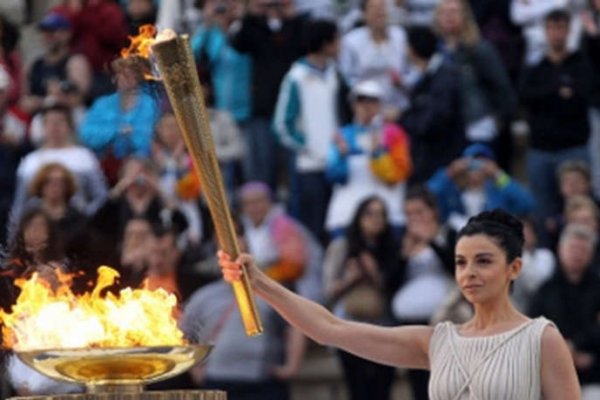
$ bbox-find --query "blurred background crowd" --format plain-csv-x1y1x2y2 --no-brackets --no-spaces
0,0,600,399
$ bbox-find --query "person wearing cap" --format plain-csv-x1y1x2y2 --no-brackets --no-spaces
325,79,412,237
50,0,129,99
20,11,91,118
426,143,536,230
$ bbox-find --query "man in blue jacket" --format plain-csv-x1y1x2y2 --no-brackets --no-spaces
427,143,536,230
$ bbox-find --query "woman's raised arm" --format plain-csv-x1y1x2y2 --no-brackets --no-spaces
219,251,433,370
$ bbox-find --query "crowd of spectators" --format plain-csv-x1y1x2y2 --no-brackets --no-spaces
0,0,600,399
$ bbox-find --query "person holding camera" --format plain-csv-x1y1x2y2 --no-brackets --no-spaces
191,0,251,127
519,9,594,246
90,157,188,269
228,0,306,190
426,143,536,230
21,11,91,117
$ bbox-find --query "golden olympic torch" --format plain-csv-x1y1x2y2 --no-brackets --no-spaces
151,33,263,336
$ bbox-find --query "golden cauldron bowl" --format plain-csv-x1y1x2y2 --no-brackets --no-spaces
16,344,212,393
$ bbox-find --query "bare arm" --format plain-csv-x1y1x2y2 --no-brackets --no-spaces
219,252,433,370
541,325,581,400
66,54,92,98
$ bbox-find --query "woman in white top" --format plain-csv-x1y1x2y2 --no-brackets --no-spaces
218,209,580,399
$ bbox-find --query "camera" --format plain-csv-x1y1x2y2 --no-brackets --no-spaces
214,3,227,14
134,175,147,186
264,0,282,8
468,158,483,171
59,80,78,94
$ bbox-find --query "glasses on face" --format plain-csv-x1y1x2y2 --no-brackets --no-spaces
45,175,66,184
362,208,386,219
354,95,380,103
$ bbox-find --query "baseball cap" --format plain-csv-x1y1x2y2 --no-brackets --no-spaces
462,143,495,160
38,12,71,31
350,80,384,101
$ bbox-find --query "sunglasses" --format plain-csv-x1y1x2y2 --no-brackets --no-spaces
354,95,381,103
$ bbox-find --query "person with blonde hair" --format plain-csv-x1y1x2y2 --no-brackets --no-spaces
79,56,160,185
434,0,515,155
9,104,107,236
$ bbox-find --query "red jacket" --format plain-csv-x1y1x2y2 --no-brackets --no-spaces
53,0,128,73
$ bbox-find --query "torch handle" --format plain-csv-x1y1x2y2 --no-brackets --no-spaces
152,36,263,336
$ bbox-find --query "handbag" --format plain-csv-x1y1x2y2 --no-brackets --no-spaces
343,279,385,321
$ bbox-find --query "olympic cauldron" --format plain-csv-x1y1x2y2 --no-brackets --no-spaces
1,266,224,400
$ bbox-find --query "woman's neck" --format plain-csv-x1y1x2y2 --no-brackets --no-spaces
120,90,138,110
370,27,388,43
44,140,72,149
443,35,460,50
468,296,524,332
126,190,152,214
43,198,67,219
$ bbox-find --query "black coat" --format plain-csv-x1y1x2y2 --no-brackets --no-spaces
230,14,307,118
518,51,593,151
401,59,465,184
528,267,600,384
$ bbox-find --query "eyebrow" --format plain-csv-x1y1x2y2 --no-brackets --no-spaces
455,252,495,258
475,252,495,257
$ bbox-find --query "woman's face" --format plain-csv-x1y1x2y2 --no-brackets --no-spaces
359,199,387,237
123,219,154,249
156,114,182,149
567,208,599,232
115,66,140,92
352,97,381,125
241,190,271,226
436,0,464,36
24,215,50,255
405,198,437,229
43,111,72,146
560,171,590,200
42,168,68,202
455,234,519,305
364,0,388,31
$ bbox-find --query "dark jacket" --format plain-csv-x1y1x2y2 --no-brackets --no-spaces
401,56,465,183
528,267,600,384
518,51,593,151
230,14,306,118
447,41,516,124
582,31,600,108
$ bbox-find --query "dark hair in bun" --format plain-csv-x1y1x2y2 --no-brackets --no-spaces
457,209,525,262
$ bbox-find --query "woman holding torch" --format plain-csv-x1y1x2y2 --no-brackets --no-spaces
218,209,580,399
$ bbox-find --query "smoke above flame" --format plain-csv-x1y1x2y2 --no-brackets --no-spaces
0,266,185,351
